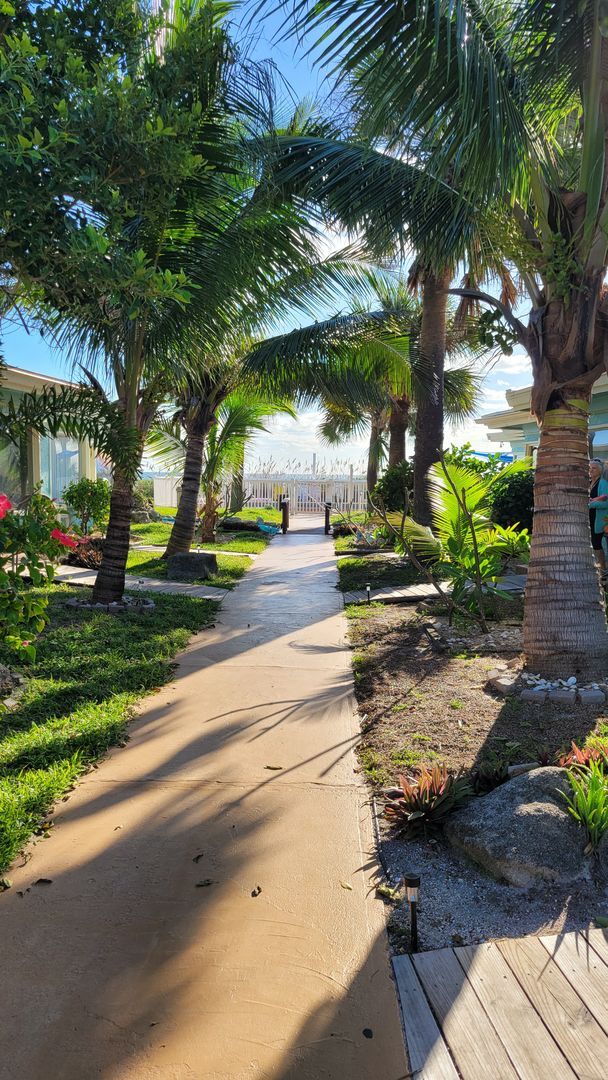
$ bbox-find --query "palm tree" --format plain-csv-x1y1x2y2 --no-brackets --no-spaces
261,0,608,677
147,391,295,541
32,3,383,602
316,281,482,493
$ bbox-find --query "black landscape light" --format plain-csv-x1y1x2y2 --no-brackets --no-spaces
366,582,371,604
403,873,420,952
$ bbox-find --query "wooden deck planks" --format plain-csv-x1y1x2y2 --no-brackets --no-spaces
497,935,608,1080
455,941,577,1080
412,947,518,1080
396,932,608,1080
540,932,608,1034
392,956,459,1080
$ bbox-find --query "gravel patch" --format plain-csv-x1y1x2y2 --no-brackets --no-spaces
380,822,608,952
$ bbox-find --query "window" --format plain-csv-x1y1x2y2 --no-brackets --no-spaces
40,434,80,500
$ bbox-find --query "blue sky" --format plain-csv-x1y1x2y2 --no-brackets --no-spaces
3,5,533,467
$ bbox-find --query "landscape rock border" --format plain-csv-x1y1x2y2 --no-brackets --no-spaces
66,596,156,615
486,666,608,705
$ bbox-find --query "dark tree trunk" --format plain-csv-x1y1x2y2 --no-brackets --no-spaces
91,468,134,603
230,457,245,513
163,409,214,558
388,397,409,467
413,269,451,525
366,413,381,493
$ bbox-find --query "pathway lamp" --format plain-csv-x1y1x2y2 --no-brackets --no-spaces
403,873,420,952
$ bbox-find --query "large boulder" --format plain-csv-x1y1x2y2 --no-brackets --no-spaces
166,552,218,581
444,767,588,887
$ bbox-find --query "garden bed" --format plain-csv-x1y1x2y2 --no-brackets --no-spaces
349,600,608,951
337,554,421,593
0,585,218,872
349,602,608,783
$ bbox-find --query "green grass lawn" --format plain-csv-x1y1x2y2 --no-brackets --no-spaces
0,586,218,872
337,555,421,592
126,548,251,589
222,506,281,524
131,522,268,554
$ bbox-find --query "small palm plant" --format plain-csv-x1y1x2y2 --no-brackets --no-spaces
373,458,532,629
147,392,295,541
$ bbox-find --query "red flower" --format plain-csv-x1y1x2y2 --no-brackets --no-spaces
51,528,78,549
0,494,13,520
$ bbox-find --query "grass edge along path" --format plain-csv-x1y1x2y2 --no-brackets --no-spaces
0,585,218,873
126,549,251,589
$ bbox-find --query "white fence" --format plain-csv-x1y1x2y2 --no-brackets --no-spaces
153,474,368,514
242,477,368,514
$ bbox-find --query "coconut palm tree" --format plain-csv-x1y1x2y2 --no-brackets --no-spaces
260,0,608,677
147,391,295,541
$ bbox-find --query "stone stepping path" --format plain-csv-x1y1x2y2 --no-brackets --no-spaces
55,564,228,600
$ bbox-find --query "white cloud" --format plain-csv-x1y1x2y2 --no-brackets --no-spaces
480,388,509,410
492,351,532,378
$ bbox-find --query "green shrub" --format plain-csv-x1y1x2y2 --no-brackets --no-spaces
443,442,506,479
372,460,414,511
490,468,534,532
132,478,154,511
384,764,473,837
63,478,111,534
563,759,608,852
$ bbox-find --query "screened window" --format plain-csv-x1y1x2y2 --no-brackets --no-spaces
40,434,80,500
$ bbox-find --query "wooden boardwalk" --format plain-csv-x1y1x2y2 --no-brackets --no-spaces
394,930,608,1079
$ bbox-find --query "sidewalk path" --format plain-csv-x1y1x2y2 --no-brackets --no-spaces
1,516,407,1080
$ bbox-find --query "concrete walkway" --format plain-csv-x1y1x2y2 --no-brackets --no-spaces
1,516,407,1080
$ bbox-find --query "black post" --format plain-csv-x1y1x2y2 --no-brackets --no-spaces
403,873,420,952
280,496,289,534
324,501,331,535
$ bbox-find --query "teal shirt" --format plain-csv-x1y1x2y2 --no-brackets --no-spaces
589,477,608,533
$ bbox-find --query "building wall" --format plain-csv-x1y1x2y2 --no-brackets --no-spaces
0,367,96,502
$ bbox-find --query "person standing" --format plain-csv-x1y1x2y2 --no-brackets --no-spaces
589,458,608,571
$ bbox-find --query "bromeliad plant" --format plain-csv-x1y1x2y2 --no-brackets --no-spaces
0,492,78,660
563,759,608,854
385,764,473,837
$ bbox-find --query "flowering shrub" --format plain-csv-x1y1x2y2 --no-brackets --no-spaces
0,492,78,660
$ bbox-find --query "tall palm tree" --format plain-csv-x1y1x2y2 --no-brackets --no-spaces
260,0,608,677
317,281,483,491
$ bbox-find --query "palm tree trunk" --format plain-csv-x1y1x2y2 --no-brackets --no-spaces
523,388,608,678
366,413,381,493
413,269,451,525
163,435,204,557
163,409,214,558
91,468,133,603
388,397,409,466
199,487,218,542
230,446,245,512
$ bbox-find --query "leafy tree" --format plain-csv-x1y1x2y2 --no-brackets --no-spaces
62,477,111,535
148,391,295,541
443,443,506,480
